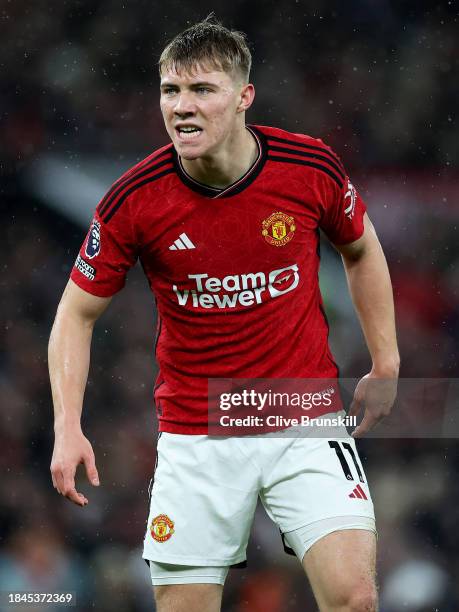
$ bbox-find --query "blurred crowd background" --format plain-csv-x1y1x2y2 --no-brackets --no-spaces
2,1,458,610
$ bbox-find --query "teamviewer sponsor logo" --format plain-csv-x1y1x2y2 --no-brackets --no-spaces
268,265,299,297
172,264,299,309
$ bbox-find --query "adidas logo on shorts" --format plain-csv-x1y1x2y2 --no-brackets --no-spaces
348,484,368,500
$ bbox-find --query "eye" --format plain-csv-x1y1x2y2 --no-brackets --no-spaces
162,87,177,96
196,86,212,94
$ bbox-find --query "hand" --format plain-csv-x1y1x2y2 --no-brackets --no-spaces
349,371,398,438
51,426,100,506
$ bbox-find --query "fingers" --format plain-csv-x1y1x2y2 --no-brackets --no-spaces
51,463,89,506
50,434,100,506
351,403,393,438
348,375,368,419
348,396,362,418
64,485,88,506
351,411,380,438
51,463,65,495
351,399,392,437
63,467,88,506
83,452,100,487
349,374,396,437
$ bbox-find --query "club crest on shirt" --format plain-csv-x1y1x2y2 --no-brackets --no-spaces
85,218,101,259
262,212,295,247
150,514,175,543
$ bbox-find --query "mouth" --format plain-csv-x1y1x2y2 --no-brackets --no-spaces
175,125,203,142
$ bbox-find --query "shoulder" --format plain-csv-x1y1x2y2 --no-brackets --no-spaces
252,124,338,154
96,143,175,224
252,124,346,190
117,142,174,183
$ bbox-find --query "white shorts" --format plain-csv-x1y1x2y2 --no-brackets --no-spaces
142,427,375,570
148,515,376,586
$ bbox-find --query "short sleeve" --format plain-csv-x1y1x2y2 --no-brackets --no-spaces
70,198,138,297
318,152,367,245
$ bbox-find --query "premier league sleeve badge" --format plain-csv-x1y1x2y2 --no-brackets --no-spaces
85,218,101,259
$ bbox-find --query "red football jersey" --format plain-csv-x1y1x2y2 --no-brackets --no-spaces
71,125,366,433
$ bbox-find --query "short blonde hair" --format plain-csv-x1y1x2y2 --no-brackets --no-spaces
159,15,252,83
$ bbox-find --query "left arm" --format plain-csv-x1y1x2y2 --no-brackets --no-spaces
335,213,400,436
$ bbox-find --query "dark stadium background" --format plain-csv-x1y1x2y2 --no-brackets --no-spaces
1,1,458,610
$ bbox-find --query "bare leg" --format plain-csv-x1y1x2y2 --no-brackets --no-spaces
154,584,223,612
302,529,378,612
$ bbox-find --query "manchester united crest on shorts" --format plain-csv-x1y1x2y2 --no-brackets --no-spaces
150,514,175,542
262,212,296,247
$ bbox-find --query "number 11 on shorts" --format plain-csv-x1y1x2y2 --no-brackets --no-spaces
328,440,365,483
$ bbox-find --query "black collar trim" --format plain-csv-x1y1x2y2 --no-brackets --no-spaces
172,125,267,198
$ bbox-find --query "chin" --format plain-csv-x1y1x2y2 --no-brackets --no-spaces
175,142,209,161
180,153,204,163
178,148,201,161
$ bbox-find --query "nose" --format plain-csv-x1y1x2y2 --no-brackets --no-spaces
173,92,196,118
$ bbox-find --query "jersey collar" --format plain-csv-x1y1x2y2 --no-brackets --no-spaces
172,125,267,199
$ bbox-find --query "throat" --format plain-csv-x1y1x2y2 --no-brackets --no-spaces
180,128,259,190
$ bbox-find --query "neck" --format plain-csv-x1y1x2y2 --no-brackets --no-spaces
180,125,258,189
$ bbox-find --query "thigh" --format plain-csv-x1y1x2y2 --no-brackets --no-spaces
151,562,226,612
302,529,377,611
154,583,223,612
143,434,260,567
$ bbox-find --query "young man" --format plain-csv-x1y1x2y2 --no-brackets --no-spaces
49,17,399,612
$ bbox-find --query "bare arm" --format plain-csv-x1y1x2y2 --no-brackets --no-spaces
335,213,400,436
49,279,112,505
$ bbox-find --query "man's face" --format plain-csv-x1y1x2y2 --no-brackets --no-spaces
160,65,246,160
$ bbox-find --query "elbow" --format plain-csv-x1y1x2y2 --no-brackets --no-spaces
341,245,366,264
49,303,96,348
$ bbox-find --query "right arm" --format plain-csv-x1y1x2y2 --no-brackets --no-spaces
49,279,112,506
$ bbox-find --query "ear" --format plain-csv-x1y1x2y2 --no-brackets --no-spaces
237,83,255,113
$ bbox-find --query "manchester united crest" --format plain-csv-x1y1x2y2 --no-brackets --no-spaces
150,514,175,543
262,212,296,247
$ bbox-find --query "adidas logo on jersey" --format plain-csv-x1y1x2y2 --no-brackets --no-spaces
348,484,368,500
169,233,196,251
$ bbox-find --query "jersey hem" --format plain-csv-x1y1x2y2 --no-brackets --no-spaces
158,422,209,435
158,404,344,435
329,221,366,246
69,274,122,298
327,200,367,246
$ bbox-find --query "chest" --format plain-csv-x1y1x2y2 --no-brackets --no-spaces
138,180,322,282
